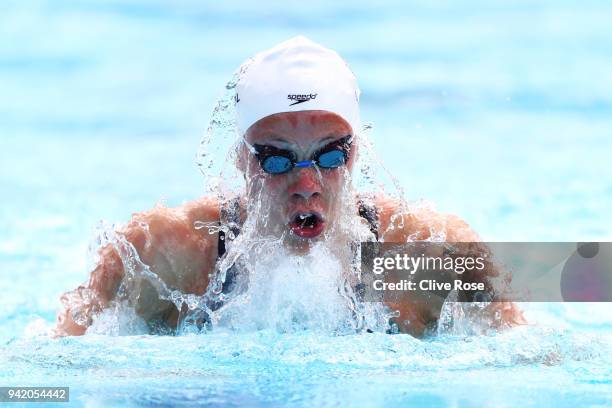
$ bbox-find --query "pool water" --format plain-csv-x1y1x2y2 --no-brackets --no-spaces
1,0,611,406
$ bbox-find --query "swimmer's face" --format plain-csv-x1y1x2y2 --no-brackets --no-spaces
242,110,356,245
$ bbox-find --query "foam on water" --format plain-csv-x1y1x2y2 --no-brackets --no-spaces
2,312,610,406
208,240,391,334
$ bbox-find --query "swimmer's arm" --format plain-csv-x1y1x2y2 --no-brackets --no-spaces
54,245,124,336
54,197,220,337
376,199,526,336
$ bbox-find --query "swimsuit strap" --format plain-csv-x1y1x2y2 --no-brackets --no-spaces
217,197,242,258
206,197,243,311
357,199,380,240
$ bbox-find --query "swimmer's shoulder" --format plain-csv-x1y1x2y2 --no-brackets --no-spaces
180,196,221,226
120,196,221,293
369,194,480,242
124,196,220,245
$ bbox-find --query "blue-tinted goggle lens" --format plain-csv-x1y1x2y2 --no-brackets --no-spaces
317,149,347,168
261,155,293,174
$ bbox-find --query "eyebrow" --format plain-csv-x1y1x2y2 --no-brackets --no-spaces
257,133,345,149
256,134,289,145
270,137,291,145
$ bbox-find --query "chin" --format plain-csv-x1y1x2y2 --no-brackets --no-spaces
282,224,326,253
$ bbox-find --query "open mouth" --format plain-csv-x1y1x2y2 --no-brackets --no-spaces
288,212,325,239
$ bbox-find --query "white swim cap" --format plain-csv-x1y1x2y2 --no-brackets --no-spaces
235,36,361,135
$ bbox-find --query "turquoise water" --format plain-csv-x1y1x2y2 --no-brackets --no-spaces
1,0,611,406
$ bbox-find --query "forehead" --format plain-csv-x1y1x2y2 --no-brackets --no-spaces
245,110,352,144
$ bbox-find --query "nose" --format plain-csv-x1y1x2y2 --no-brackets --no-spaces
287,166,322,200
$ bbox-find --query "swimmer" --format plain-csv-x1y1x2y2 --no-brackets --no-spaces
55,36,525,337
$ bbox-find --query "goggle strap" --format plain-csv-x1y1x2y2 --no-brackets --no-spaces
242,138,258,154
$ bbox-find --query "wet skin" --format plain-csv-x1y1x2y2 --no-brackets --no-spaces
55,110,525,337
240,111,358,250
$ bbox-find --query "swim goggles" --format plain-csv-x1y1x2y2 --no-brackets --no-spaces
243,135,353,175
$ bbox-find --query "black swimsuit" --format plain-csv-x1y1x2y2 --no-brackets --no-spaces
212,198,380,309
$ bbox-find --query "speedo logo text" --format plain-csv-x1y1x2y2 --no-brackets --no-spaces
287,93,317,106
